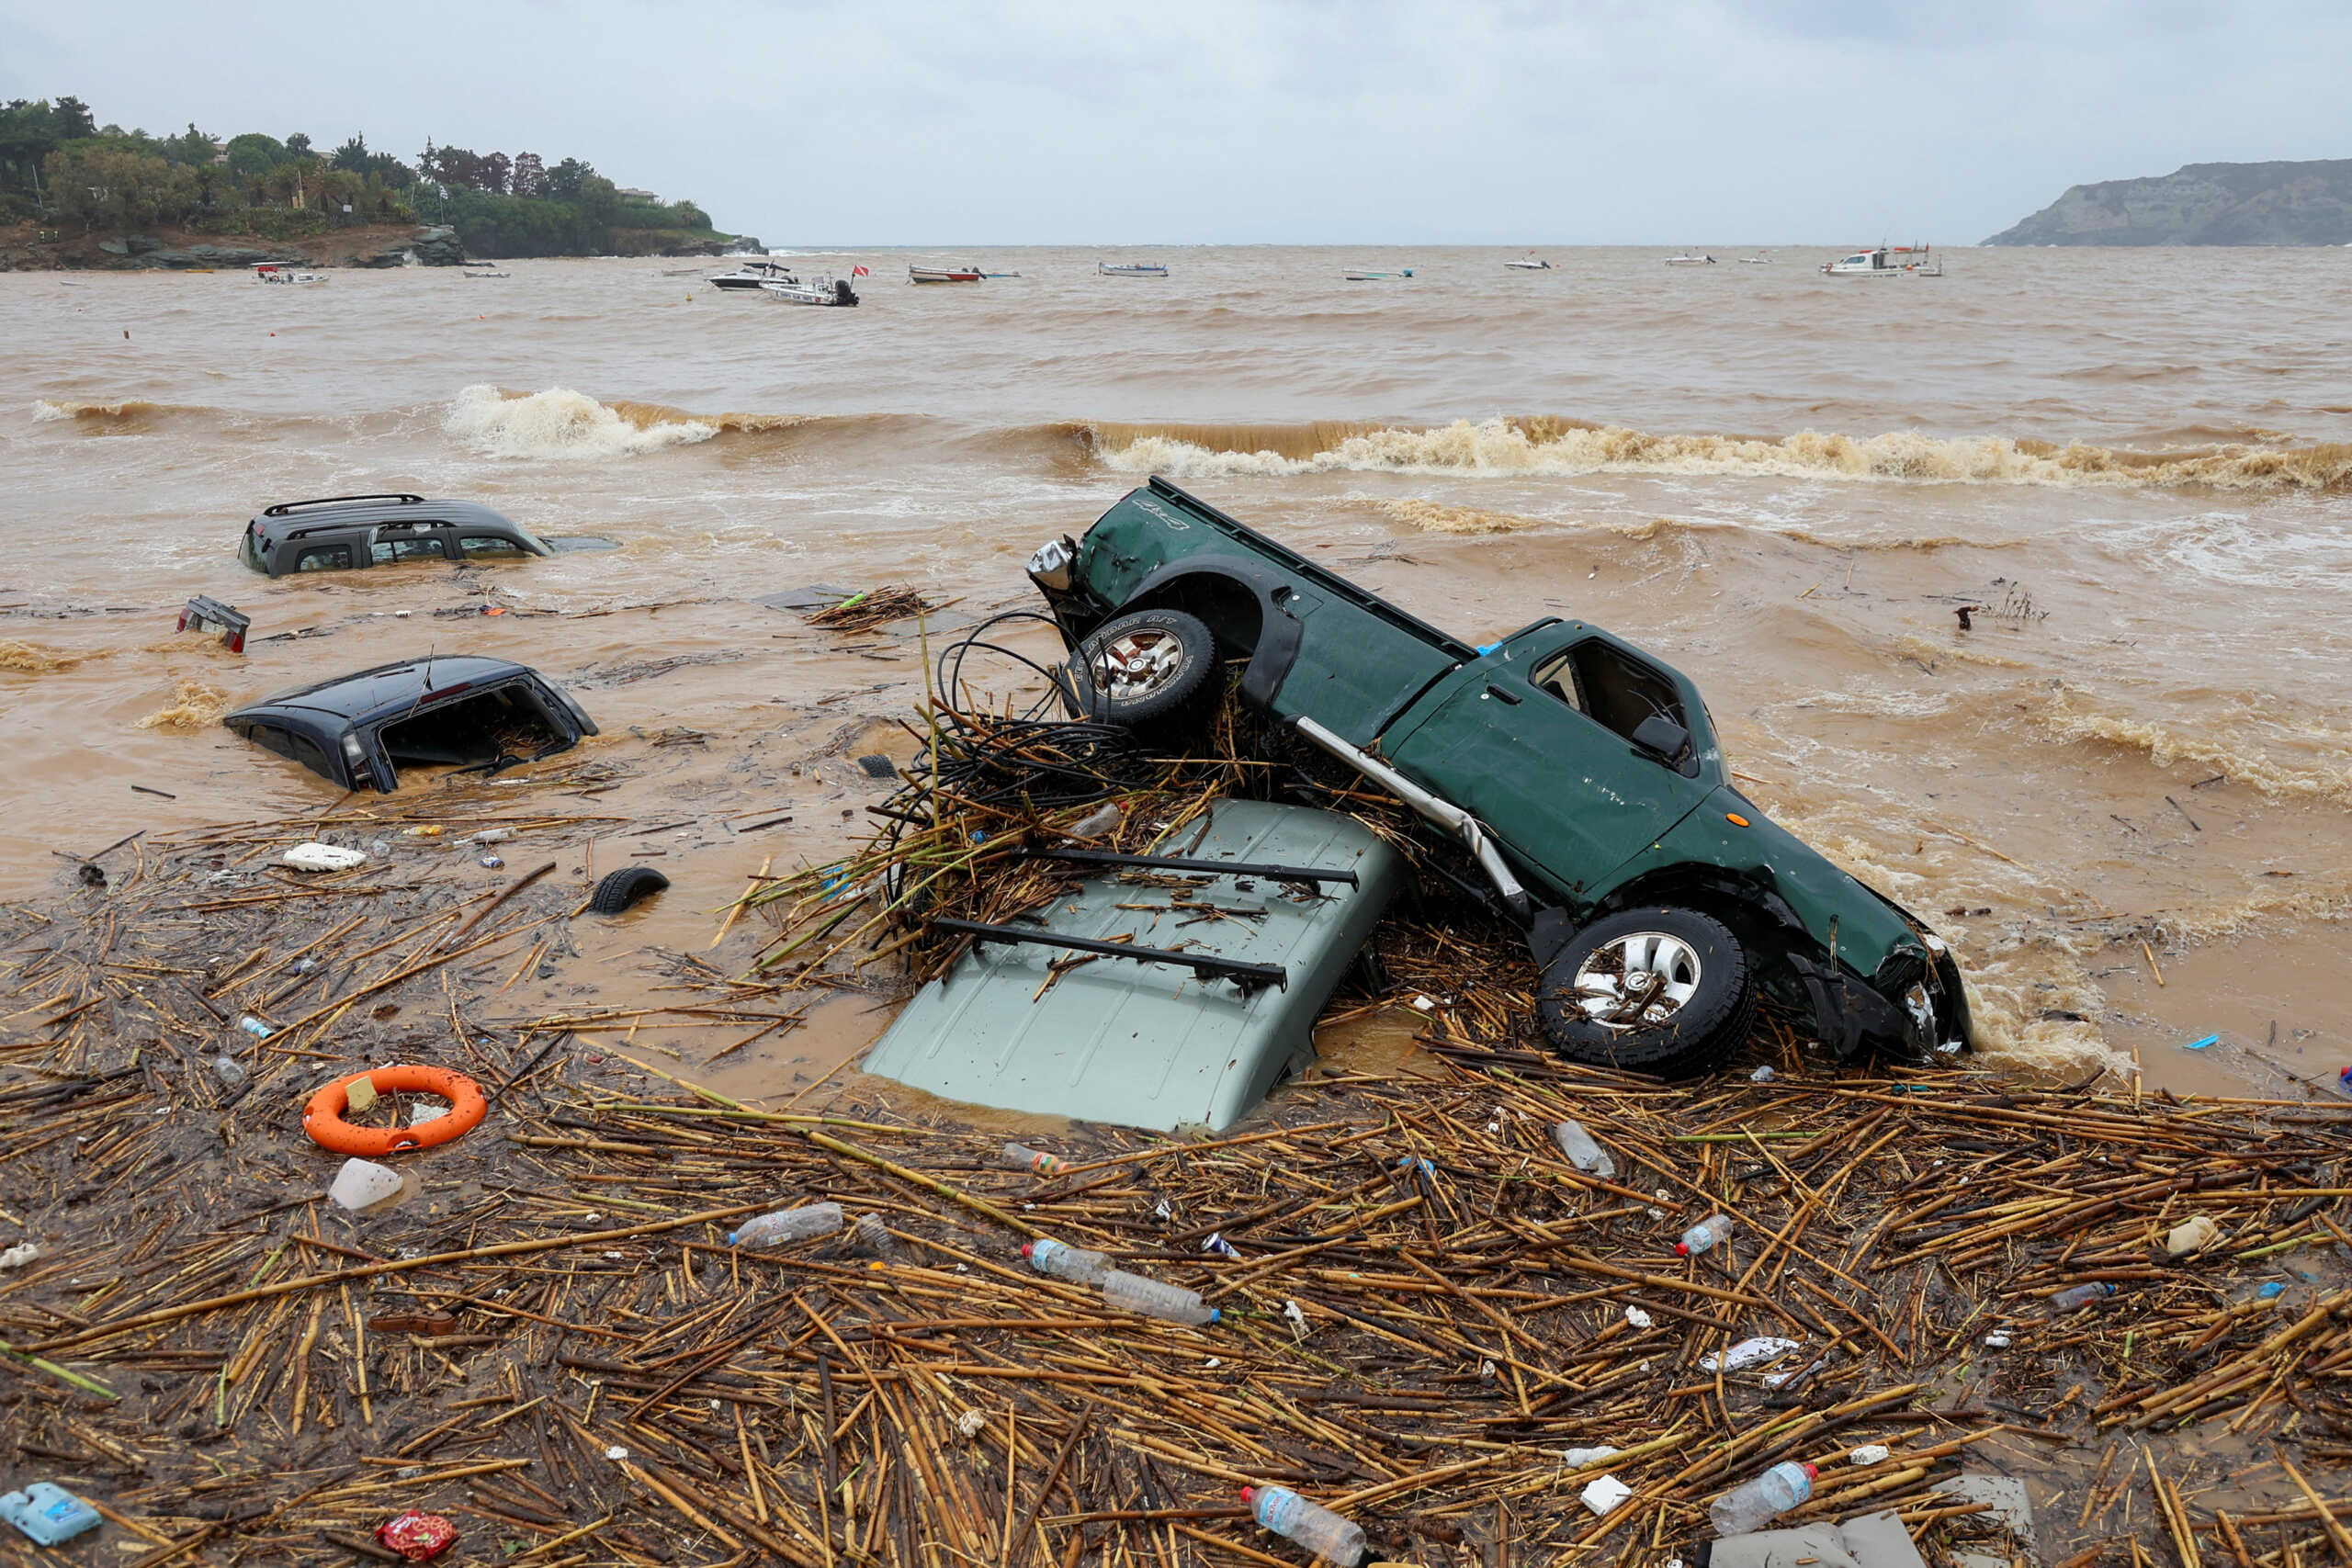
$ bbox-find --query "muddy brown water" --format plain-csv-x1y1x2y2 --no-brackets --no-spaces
4,247,2349,1103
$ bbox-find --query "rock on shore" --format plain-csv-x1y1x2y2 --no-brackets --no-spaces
1985,158,2352,245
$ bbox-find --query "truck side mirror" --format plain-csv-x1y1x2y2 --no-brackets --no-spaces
1629,715,1690,767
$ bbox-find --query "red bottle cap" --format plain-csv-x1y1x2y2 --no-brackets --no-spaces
1802,1462,1818,1480
1020,1242,1035,1258
1674,1242,1692,1257
1240,1487,1256,1504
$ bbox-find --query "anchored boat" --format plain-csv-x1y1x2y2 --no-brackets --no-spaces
759,274,861,307
909,265,985,284
1504,255,1554,270
1098,262,1169,277
1822,243,1941,277
707,259,802,291
1343,267,1415,280
251,263,328,285
1664,252,1715,265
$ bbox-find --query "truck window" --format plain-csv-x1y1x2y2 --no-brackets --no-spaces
1531,639,1686,744
458,536,528,558
294,544,353,572
372,537,448,564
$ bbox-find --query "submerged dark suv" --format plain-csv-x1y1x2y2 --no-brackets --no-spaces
238,494,553,576
224,657,597,792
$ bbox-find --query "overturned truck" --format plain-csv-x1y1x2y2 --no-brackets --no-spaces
1025,478,1973,1075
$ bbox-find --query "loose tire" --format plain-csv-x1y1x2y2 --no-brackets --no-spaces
1060,608,1218,739
588,865,671,915
1536,907,1754,1075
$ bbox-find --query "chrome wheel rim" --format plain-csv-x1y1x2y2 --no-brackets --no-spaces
1091,629,1185,701
1571,932,1702,1030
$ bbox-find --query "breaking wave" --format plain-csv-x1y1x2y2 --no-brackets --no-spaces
137,679,231,733
1086,416,2352,492
0,640,96,673
30,398,177,424
1372,498,1548,534
444,385,725,459
2030,684,2352,804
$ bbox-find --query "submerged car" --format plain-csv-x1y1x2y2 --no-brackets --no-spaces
238,493,609,576
1024,478,1973,1074
223,656,596,792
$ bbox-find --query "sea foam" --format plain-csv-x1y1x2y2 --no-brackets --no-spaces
444,385,718,460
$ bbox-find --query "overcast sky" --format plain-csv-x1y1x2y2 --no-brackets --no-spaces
6,0,2349,245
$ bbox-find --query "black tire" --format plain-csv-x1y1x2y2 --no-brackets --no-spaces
588,865,671,915
1060,608,1218,739
1535,907,1753,1076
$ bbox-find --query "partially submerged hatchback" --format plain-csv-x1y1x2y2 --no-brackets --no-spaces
224,657,596,792
238,493,576,576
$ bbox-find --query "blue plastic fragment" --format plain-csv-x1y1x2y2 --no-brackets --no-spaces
2259,1282,2289,1299
1476,641,1502,656
2182,1033,2220,1050
1,1483,103,1545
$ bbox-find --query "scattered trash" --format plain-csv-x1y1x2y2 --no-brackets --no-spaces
1848,1444,1891,1466
478,855,505,869
803,584,951,634
2259,1281,2289,1299
604,1445,629,1461
175,594,250,654
1003,1142,1070,1178
291,955,321,975
954,1408,989,1438
2182,1032,2221,1050
1,1483,103,1544
1710,1461,1817,1536
1983,1332,2013,1348
856,753,899,780
328,1157,404,1213
853,1213,900,1260
1069,801,1122,839
239,1015,276,1040
2165,1213,2223,1256
1700,1337,1803,1374
304,1066,487,1156
1676,1213,1736,1258
1943,1472,2036,1552
1202,1232,1243,1259
1624,1305,1653,1329
466,828,514,845
1749,1065,1776,1082
727,1202,844,1249
282,842,368,873
347,1077,379,1113
0,1242,40,1269
1552,1118,1616,1178
1243,1486,1366,1563
1103,1269,1218,1325
1580,1474,1634,1517
587,865,669,914
1561,1445,1621,1469
211,1053,248,1089
2050,1281,2117,1312
1023,1237,1112,1285
374,1511,459,1561
1283,1300,1309,1340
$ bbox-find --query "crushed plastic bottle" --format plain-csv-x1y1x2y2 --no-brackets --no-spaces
211,1053,248,1089
1708,1461,1816,1537
727,1202,843,1249
238,1015,276,1041
1002,1143,1070,1178
1849,1444,1891,1466
1699,1336,1802,1374
1561,1445,1622,1469
1552,1119,1616,1179
1023,1237,1112,1285
1749,1065,1776,1083
467,829,514,845
1676,1213,1736,1258
2051,1281,2116,1312
1102,1269,1218,1325
1242,1486,1366,1564
853,1213,900,1261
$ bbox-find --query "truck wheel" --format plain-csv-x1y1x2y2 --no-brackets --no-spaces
1061,608,1218,738
1535,907,1754,1075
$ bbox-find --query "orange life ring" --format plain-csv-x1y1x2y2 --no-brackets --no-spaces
303,1065,487,1156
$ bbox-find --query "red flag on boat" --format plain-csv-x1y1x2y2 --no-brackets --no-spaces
852,265,869,276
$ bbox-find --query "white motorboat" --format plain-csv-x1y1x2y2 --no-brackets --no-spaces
251,263,328,285
759,274,861,307
1821,243,1941,277
909,265,984,283
1098,262,1169,276
1736,253,1770,265
1664,252,1715,265
461,268,510,279
1504,255,1554,270
707,259,802,291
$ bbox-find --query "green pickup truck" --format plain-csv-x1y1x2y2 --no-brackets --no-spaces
1026,478,1973,1074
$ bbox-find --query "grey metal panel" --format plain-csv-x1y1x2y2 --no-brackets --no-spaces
863,800,1402,1132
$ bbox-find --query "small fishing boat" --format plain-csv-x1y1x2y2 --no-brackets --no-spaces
979,270,1023,278
1736,253,1770,265
1344,268,1415,280
1098,262,1169,277
1664,253,1715,265
909,265,985,284
461,268,511,279
251,263,328,285
707,259,801,291
760,273,861,307
1821,243,1941,277
1504,255,1554,270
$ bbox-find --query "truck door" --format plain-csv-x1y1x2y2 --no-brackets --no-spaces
1385,626,1717,903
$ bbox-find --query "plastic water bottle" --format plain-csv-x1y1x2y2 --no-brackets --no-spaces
1023,1237,1111,1285
1003,1143,1070,1178
1676,1213,1736,1258
238,1016,275,1041
1102,1269,1218,1325
1709,1461,1816,1537
1553,1120,1616,1179
2051,1282,2116,1312
853,1214,900,1260
1243,1486,1366,1564
728,1202,843,1249
211,1053,248,1089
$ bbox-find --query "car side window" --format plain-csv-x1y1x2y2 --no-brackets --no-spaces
294,544,353,572
1530,639,1686,744
458,536,526,558
374,536,447,564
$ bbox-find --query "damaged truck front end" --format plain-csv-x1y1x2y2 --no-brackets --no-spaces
1029,478,1974,1074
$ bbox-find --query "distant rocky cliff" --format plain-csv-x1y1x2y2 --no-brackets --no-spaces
1984,159,2352,246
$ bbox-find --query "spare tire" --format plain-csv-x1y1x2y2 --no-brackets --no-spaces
1536,907,1753,1076
588,865,671,915
1060,608,1218,739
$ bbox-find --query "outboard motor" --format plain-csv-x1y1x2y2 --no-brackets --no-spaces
835,278,859,307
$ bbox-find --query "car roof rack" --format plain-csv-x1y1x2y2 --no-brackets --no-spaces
930,916,1288,993
262,493,425,517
